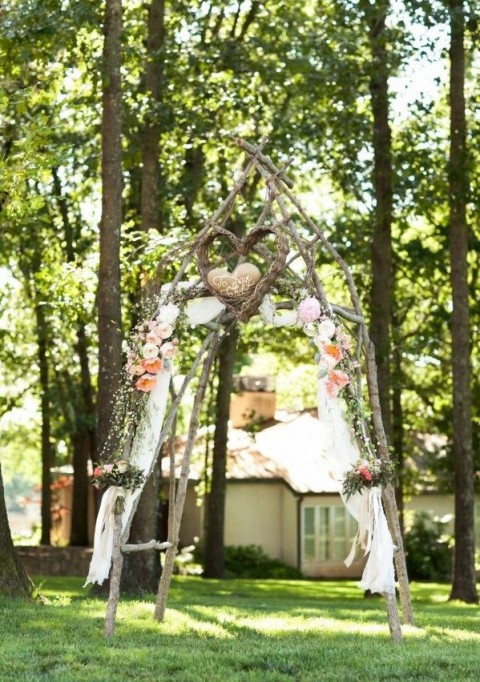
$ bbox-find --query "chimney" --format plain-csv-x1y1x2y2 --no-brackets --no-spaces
230,376,276,428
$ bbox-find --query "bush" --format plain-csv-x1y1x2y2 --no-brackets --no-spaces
224,545,303,579
404,512,453,581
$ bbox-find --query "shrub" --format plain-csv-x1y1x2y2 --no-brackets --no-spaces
224,545,303,579
404,512,453,581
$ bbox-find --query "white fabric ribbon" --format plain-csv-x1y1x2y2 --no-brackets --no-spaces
317,376,396,595
85,290,229,587
84,486,125,586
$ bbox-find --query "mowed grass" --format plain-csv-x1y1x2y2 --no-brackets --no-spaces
0,577,479,681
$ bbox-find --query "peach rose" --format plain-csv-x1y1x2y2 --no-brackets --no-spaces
325,369,349,398
140,357,163,374
135,374,157,392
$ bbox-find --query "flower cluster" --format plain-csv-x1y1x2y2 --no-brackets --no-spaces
342,455,395,500
298,297,352,398
91,460,145,492
126,303,180,392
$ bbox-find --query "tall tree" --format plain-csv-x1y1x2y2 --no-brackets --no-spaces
97,0,124,457
0,463,34,598
365,0,393,444
447,0,477,603
120,0,166,593
203,326,239,578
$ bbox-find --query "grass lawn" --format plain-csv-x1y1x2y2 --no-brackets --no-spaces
0,577,479,681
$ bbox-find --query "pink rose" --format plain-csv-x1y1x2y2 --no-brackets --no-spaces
298,297,321,323
103,464,114,473
357,465,373,481
127,363,145,376
146,330,163,344
93,466,103,478
160,342,177,359
156,322,173,339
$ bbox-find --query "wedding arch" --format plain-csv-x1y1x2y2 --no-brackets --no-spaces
86,138,413,643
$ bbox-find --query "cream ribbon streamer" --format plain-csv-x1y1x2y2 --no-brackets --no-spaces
85,292,227,587
317,376,396,595
84,486,125,586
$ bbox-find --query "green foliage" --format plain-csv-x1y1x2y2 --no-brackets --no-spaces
224,545,303,580
405,512,454,581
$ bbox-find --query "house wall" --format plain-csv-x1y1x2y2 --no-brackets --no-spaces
225,481,298,563
405,494,455,530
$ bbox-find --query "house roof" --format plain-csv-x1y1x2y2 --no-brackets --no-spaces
232,413,341,494
163,412,342,495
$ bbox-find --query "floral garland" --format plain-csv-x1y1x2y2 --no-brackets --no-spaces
296,294,396,499
91,460,145,492
297,296,352,398
126,302,180,393
342,455,395,500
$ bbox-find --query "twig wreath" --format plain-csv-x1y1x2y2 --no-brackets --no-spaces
87,138,413,643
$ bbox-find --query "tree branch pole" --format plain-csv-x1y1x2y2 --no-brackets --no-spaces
240,139,413,631
104,504,124,637
154,330,222,620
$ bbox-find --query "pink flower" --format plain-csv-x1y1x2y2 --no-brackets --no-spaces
127,363,145,376
93,466,103,478
142,342,159,358
160,342,177,359
357,465,373,481
135,374,157,392
336,328,353,351
156,322,173,339
145,331,161,344
103,464,114,473
298,297,321,323
325,369,350,398
140,357,163,374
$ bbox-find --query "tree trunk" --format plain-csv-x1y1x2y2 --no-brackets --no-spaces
121,465,161,592
70,431,91,546
0,463,34,598
203,326,239,579
141,0,165,234
448,0,477,603
97,0,123,458
367,3,393,444
52,169,96,546
119,0,167,593
36,299,53,546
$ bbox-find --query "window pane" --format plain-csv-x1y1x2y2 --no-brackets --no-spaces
332,507,346,560
304,537,315,561
318,507,329,560
304,507,315,536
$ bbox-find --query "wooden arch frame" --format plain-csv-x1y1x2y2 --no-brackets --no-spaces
103,138,413,643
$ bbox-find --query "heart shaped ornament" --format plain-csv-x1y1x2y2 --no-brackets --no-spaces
207,263,261,300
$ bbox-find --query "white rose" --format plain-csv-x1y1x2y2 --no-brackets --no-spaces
303,322,317,337
115,460,128,473
142,342,159,358
317,319,336,340
157,303,180,325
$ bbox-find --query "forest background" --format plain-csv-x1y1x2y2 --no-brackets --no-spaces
0,0,478,601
